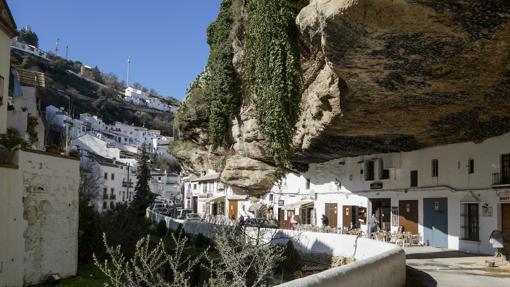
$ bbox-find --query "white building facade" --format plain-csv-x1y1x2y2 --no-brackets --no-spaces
269,132,510,254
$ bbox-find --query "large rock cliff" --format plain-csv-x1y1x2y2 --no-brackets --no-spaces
175,0,510,195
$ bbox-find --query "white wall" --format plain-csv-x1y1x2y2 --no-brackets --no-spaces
0,166,24,287
19,151,80,285
0,151,80,286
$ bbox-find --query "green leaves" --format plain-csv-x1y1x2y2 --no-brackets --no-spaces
245,0,301,180
204,0,241,148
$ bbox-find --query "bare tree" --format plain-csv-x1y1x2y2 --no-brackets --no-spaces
79,159,102,203
94,233,207,287
207,227,284,287
94,226,284,287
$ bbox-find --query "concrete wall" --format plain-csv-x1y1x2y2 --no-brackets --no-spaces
277,248,405,287
0,150,80,286
19,150,80,285
150,214,406,287
0,165,24,287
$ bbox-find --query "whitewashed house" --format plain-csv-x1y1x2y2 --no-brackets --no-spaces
81,151,137,213
182,172,253,220
270,132,510,254
124,87,171,112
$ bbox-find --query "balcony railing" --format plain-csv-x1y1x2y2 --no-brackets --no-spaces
492,172,510,186
103,194,108,200
122,180,133,188
110,194,116,200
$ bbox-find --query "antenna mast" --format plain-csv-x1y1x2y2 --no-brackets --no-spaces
126,56,132,88
55,38,60,55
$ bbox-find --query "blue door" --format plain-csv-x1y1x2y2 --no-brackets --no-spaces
423,198,448,248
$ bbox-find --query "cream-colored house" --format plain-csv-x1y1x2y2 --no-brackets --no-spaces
0,0,17,134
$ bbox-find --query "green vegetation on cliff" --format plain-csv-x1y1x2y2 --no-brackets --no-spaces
245,0,301,177
204,0,241,147
177,0,302,180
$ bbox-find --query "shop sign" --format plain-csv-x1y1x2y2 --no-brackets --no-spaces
278,200,284,206
370,182,383,190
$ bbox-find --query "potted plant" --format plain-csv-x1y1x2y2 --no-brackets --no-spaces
46,144,61,154
0,133,26,165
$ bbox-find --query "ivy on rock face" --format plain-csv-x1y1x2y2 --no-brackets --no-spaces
245,0,302,178
204,0,241,148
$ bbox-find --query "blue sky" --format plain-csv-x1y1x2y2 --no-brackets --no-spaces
7,0,222,100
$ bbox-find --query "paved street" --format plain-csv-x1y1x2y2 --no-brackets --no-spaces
405,247,510,287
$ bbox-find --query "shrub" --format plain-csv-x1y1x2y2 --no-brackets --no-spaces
194,233,212,248
157,220,168,237
277,240,302,275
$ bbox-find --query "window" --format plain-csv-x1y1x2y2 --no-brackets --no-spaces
103,202,107,210
111,173,115,180
0,75,4,106
103,188,107,197
468,159,474,174
461,203,479,241
269,194,274,201
110,202,114,209
381,169,390,180
431,159,438,177
110,188,114,195
410,170,418,187
365,160,375,181
193,184,197,190
104,172,108,180
306,178,311,189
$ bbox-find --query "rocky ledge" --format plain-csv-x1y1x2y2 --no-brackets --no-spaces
177,0,510,195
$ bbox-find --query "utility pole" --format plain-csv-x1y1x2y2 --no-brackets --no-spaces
65,45,69,59
126,56,132,88
55,38,60,55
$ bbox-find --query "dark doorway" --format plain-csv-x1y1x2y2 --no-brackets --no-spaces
502,203,510,253
192,196,198,213
399,200,419,234
370,198,391,231
423,198,448,248
502,154,510,184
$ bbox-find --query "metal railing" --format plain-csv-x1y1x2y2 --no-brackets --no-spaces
492,172,510,185
122,180,133,187
110,194,116,200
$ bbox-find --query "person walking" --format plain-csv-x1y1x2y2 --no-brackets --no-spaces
290,214,298,230
321,214,329,228
370,213,379,234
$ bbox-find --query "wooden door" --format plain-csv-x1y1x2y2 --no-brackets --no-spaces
399,200,418,234
229,200,238,220
502,204,510,253
343,206,352,229
325,203,338,228
278,208,288,229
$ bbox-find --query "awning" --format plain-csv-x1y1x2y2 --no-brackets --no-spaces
207,194,226,203
227,194,248,200
283,199,314,210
